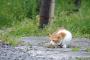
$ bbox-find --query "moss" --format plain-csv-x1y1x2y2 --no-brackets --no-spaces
72,48,80,51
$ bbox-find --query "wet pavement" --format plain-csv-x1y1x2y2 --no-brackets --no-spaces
0,37,90,60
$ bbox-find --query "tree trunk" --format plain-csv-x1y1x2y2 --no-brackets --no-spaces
74,0,81,11
39,0,55,29
49,0,55,25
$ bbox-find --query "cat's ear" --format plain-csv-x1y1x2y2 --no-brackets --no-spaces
48,33,52,37
48,33,52,41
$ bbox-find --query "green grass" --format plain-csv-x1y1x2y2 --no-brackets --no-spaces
85,48,90,52
0,0,90,46
72,48,80,52
0,31,19,46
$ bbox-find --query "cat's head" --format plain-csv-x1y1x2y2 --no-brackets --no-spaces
49,32,66,45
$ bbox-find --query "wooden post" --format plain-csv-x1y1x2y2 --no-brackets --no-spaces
49,0,55,24
39,0,55,29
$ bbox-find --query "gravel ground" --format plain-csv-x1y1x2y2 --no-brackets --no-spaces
0,37,90,60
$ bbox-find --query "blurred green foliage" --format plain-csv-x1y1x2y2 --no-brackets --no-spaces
0,0,90,46
0,0,38,28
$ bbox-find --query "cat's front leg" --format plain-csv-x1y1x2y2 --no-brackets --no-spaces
62,44,67,48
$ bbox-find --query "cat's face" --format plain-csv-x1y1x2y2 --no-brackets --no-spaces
49,32,66,45
49,34,61,43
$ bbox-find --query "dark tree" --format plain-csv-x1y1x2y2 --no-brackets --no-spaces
74,0,81,11
39,0,55,29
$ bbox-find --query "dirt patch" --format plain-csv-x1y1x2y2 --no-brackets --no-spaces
0,37,90,60
19,37,90,60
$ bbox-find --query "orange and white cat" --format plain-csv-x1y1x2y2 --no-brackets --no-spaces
49,28,72,48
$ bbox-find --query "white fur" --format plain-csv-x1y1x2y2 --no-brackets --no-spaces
50,29,72,48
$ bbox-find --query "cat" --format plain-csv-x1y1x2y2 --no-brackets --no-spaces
49,27,72,48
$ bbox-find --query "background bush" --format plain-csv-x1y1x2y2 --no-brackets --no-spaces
0,0,89,38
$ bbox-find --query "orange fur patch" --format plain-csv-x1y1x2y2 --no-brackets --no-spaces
59,32,66,39
49,32,66,44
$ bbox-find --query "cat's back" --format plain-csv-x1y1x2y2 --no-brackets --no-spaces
57,29,72,40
